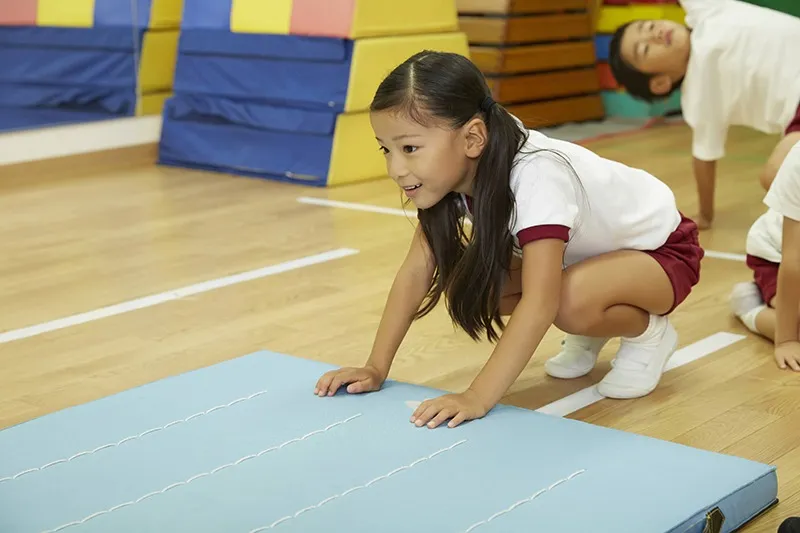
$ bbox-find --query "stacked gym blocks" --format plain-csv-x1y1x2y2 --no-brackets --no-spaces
157,0,469,187
0,0,180,132
594,0,683,118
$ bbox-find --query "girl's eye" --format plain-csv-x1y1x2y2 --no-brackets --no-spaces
378,146,389,154
403,145,417,153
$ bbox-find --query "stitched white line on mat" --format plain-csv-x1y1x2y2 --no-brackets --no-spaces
1,390,270,484
461,470,586,533
250,439,468,532
41,414,362,533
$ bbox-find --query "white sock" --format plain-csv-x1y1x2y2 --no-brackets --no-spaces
739,305,765,334
622,314,665,346
729,281,766,334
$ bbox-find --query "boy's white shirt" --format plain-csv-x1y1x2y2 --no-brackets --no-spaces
747,141,800,263
679,0,800,162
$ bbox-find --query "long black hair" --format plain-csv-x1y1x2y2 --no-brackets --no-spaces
370,51,528,343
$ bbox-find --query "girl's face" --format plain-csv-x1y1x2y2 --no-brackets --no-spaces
619,19,691,80
370,109,484,210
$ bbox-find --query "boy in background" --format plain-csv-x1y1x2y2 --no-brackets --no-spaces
608,0,800,229
731,140,800,372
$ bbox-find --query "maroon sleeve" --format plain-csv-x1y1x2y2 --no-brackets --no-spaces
517,225,570,246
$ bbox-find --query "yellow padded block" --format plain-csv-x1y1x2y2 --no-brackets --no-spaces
37,0,95,27
149,0,183,29
351,0,459,38
596,5,685,33
138,30,180,93
138,92,171,116
327,112,386,186
345,32,470,113
231,0,293,34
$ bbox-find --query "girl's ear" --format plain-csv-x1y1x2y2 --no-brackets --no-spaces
463,117,489,159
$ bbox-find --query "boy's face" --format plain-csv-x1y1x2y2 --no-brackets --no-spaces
619,19,691,77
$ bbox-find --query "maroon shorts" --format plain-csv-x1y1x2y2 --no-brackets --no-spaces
746,254,779,306
645,214,704,314
785,101,800,135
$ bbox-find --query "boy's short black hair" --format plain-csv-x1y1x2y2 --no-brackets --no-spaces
608,21,681,103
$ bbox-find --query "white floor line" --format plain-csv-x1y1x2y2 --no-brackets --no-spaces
704,250,746,262
535,331,746,418
297,196,415,217
297,197,747,261
0,248,359,345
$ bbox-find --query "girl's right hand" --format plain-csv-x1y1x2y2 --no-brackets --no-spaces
314,365,386,397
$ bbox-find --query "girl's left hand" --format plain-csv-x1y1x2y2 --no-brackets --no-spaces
411,390,489,429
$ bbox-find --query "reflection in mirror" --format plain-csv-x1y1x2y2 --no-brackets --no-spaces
0,0,181,135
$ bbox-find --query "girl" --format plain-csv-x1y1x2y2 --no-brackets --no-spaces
314,51,704,429
730,139,800,372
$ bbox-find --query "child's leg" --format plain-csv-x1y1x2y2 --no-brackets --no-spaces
547,216,703,399
730,255,779,340
759,131,800,190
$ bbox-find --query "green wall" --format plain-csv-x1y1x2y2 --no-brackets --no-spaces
742,0,800,18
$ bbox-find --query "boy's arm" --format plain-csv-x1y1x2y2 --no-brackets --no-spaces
693,157,717,229
365,223,436,378
774,216,800,346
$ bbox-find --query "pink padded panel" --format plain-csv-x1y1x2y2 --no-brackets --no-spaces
0,0,38,25
290,0,354,38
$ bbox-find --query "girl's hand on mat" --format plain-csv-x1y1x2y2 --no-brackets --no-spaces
410,390,488,429
314,365,385,396
774,342,800,372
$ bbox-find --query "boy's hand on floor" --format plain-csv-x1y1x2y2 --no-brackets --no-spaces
774,341,800,371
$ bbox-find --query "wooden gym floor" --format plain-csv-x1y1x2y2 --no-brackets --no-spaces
1,121,798,529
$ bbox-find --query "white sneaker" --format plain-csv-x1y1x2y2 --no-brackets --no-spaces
545,335,609,379
729,281,764,317
597,315,678,399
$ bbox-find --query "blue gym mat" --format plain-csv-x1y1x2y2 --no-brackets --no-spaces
0,351,778,533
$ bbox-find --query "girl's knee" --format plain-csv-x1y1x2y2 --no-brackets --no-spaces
553,267,603,333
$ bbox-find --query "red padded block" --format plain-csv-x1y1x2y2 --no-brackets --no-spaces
290,0,354,38
596,62,618,89
0,0,38,25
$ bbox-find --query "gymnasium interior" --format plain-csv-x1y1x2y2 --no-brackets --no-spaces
1,0,799,531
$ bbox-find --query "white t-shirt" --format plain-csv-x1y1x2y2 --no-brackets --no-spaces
746,140,800,263
462,129,682,268
680,0,800,162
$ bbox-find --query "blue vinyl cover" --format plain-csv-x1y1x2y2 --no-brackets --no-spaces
0,26,139,50
0,107,123,133
0,45,136,88
95,0,168,28
595,34,612,61
159,99,334,186
0,351,779,533
181,0,233,29
173,31,352,110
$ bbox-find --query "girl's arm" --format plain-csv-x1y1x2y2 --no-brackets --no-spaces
467,237,564,410
365,223,436,378
316,223,435,396
411,236,563,428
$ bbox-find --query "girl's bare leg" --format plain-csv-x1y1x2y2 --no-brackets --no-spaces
501,250,682,399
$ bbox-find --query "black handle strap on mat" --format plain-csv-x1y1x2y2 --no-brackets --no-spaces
703,507,726,533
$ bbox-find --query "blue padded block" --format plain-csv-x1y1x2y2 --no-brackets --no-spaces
0,45,136,88
0,351,779,533
173,32,352,110
94,0,164,28
158,97,334,186
0,107,121,133
178,30,349,62
181,0,233,29
595,34,612,61
0,27,138,50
